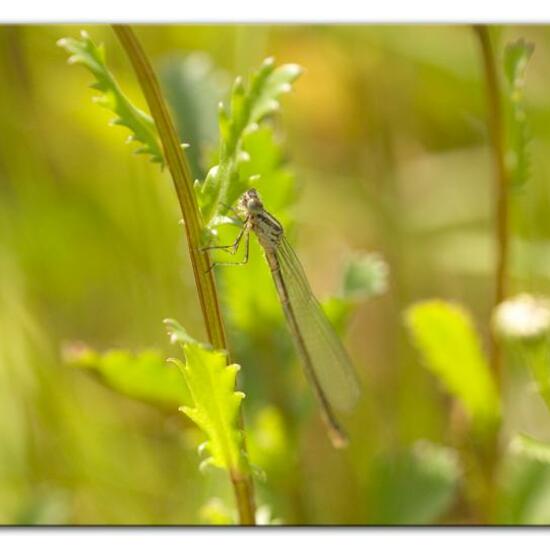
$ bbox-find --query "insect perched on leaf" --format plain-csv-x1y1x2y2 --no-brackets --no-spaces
206,188,361,448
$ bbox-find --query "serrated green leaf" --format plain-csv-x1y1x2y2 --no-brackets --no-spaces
511,433,550,464
405,300,500,429
196,58,302,227
249,62,303,123
65,344,189,409
164,318,203,347
58,31,164,166
172,342,245,473
503,39,534,189
215,126,297,333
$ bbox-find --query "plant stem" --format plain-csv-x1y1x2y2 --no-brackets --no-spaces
112,25,256,525
475,25,509,385
474,24,508,523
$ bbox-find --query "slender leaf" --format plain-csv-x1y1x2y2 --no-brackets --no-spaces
503,39,534,189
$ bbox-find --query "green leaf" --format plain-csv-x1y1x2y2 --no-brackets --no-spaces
503,39,534,189
65,344,189,409
160,52,229,180
196,58,302,227
511,433,550,465
249,61,303,123
164,318,204,347
504,39,535,97
171,342,246,473
405,300,500,429
58,30,164,166
367,441,460,524
499,442,550,524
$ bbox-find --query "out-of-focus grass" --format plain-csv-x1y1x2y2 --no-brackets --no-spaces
2,24,550,524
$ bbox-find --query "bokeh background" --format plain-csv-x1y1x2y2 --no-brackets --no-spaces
2,24,550,525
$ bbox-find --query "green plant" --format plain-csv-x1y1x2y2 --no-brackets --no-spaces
59,26,256,525
58,26,385,525
402,29,537,524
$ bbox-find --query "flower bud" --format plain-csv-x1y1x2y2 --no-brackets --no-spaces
493,294,550,343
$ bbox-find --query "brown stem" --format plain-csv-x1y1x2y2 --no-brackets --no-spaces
475,25,508,384
474,24,508,523
112,25,255,525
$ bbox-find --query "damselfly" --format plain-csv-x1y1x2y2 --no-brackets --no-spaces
207,188,361,448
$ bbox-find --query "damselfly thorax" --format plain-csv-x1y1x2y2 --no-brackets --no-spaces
240,188,283,252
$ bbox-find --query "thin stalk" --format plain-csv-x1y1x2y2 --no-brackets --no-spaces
475,25,509,384
474,24,508,523
112,25,256,525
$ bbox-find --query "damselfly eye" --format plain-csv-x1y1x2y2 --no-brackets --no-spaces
247,198,262,213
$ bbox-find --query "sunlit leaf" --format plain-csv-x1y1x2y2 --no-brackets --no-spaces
405,300,500,429
58,31,164,165
249,61,303,123
196,58,302,227
65,344,188,409
171,342,246,473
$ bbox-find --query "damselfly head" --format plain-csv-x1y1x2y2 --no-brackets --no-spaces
240,188,264,215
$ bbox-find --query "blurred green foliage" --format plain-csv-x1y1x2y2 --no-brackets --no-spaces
405,300,500,431
504,39,534,190
2,23,550,525
366,441,460,524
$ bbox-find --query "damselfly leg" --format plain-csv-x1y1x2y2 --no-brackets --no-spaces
202,225,251,273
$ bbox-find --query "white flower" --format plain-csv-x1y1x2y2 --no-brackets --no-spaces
493,294,550,342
